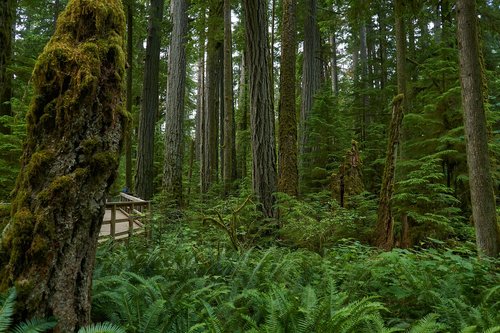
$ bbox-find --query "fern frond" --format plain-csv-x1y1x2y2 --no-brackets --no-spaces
408,313,447,333
77,322,126,333
11,318,57,333
0,288,16,332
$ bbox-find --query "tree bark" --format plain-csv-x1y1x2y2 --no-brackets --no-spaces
236,50,249,180
195,9,206,162
456,0,499,257
164,0,189,207
125,1,134,192
201,0,223,193
299,0,321,176
278,0,298,197
243,0,277,218
375,95,404,250
222,0,235,195
135,0,164,200
374,0,407,251
0,0,14,134
0,0,127,330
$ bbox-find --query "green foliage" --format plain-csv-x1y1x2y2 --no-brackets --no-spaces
0,289,56,333
393,152,469,245
301,88,354,193
92,223,500,333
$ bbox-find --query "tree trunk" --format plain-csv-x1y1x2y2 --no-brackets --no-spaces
201,0,223,193
375,95,404,250
330,32,339,96
223,0,235,195
125,1,134,192
135,0,164,200
300,0,321,176
243,0,277,218
0,1,126,330
0,0,14,134
195,10,206,162
236,50,249,179
164,0,188,207
278,0,298,197
456,0,499,257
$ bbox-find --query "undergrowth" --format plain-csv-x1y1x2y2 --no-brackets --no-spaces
1,194,498,332
89,216,499,333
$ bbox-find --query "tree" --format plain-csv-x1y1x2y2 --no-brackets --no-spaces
222,0,236,195
135,0,164,200
0,0,126,330
456,0,499,257
242,0,277,218
164,0,189,206
125,0,134,192
374,0,406,251
0,0,14,134
201,0,223,193
299,0,321,185
278,0,298,196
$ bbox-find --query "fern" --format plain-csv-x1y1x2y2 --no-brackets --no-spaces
10,318,57,333
0,289,16,332
77,322,126,333
408,313,447,333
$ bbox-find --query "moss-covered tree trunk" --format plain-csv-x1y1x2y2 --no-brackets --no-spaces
331,141,363,207
0,0,127,331
374,95,404,250
0,0,14,134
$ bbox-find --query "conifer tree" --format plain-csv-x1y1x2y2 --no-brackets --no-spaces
0,0,127,330
456,0,499,257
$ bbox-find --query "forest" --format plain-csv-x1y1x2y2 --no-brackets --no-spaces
0,0,499,332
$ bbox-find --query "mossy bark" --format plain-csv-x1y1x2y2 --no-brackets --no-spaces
375,95,404,250
0,0,14,133
0,0,127,331
331,140,364,207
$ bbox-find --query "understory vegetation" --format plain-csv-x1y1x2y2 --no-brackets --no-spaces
3,193,497,333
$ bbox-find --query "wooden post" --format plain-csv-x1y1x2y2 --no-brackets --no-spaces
111,204,116,240
128,203,134,240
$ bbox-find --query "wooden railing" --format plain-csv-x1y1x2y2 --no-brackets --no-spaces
100,192,151,241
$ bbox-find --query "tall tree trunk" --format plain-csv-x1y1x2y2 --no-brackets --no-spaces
0,0,14,134
223,0,235,195
278,0,298,197
236,50,249,179
201,0,223,193
300,0,321,176
195,9,206,162
0,1,126,330
456,0,499,257
330,32,339,96
375,95,404,250
135,0,164,200
125,0,134,192
243,0,277,218
375,0,406,250
164,0,189,207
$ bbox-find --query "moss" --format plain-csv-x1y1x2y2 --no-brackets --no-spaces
37,175,75,204
24,150,54,182
91,151,118,173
